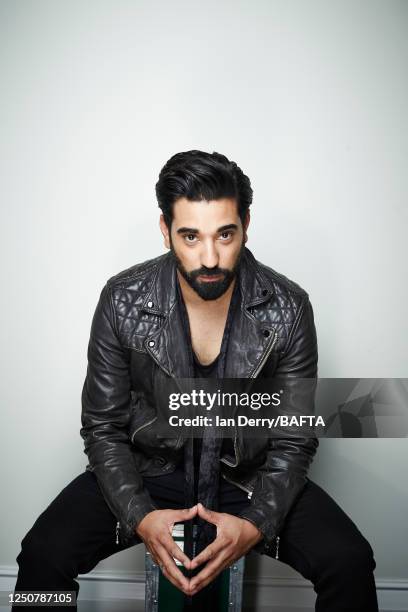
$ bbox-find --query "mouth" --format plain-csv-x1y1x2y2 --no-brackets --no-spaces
198,274,224,283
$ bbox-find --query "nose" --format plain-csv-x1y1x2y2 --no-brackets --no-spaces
200,241,219,269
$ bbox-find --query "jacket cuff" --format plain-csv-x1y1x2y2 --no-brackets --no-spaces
238,505,277,554
120,495,160,545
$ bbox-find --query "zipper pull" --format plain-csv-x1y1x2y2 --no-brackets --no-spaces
116,521,120,545
275,535,280,560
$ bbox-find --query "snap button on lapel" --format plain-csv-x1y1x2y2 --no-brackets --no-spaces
263,329,271,337
148,340,155,347
147,300,154,308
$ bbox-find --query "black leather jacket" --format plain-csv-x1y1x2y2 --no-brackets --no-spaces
80,246,319,555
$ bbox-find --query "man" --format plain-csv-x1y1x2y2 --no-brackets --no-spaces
13,150,378,611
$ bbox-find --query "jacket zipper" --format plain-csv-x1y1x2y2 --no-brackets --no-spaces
116,521,120,545
250,329,279,379
221,330,280,557
131,415,158,443
220,471,253,498
221,471,281,558
220,330,279,470
252,329,281,558
175,434,184,450
275,535,280,559
220,430,240,468
132,414,185,451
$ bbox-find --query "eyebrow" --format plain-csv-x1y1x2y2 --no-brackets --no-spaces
176,223,239,235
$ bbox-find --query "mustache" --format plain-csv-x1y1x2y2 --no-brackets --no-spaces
191,268,227,278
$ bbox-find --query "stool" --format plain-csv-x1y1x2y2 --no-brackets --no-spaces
145,523,245,611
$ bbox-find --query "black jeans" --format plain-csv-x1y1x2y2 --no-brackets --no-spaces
13,467,379,612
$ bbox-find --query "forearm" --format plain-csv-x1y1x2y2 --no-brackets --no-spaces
238,435,318,549
80,421,159,543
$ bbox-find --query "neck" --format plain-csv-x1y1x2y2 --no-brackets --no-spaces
176,270,236,312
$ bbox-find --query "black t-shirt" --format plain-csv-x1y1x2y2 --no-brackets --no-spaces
193,351,219,472
192,352,235,495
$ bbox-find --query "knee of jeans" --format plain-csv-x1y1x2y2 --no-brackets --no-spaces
18,527,65,570
322,535,376,576
358,538,377,572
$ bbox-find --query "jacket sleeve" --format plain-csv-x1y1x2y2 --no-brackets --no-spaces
238,295,319,554
80,282,159,545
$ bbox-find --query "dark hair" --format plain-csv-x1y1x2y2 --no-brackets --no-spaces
155,150,253,227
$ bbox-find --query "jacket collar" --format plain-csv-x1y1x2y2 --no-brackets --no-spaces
141,247,278,378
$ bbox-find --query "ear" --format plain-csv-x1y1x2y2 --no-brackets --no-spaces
243,210,250,243
159,214,171,249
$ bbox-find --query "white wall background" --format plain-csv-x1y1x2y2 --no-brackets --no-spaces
1,0,407,607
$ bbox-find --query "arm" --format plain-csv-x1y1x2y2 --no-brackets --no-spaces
80,282,158,545
238,295,319,553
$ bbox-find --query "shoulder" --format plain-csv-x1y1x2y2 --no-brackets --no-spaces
98,253,170,344
247,252,314,353
253,258,309,302
106,252,168,288
103,253,169,299
100,253,169,321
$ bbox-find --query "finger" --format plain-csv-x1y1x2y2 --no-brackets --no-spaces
189,551,232,594
147,540,166,568
160,563,191,596
161,532,192,569
171,505,198,523
196,502,220,525
190,536,226,569
156,544,191,593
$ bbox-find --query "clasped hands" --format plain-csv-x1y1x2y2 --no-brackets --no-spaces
136,502,263,597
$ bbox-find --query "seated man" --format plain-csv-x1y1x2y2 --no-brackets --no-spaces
13,150,378,611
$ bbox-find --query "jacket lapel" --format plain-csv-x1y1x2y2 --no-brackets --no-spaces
142,251,193,379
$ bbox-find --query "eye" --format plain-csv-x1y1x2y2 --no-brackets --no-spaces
184,233,197,243
219,231,233,240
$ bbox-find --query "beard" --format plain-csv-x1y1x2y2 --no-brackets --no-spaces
170,238,245,301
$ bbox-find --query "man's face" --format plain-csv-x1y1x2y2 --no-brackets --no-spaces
159,197,249,301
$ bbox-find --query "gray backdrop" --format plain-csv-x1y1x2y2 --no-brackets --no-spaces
1,1,407,610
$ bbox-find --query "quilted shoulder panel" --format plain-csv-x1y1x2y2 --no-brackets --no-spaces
252,259,310,354
105,253,166,352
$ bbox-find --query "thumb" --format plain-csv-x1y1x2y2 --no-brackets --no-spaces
173,505,198,519
197,502,218,524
